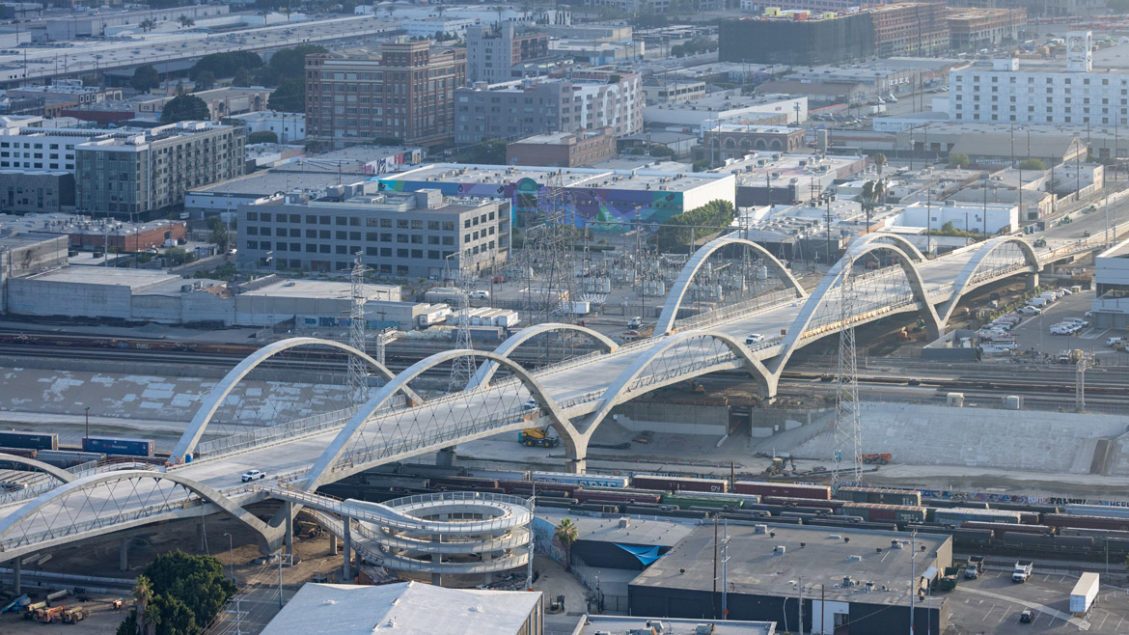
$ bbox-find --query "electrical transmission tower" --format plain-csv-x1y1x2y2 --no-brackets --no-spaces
448,250,478,392
1076,353,1092,412
348,252,368,407
832,258,862,489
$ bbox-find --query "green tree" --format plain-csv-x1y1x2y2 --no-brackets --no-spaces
949,153,970,169
118,551,235,635
1020,158,1047,171
191,52,262,81
232,67,253,87
194,70,215,91
453,138,507,164
160,95,210,123
208,216,231,252
177,15,194,28
257,45,327,86
872,152,887,204
267,78,305,112
554,518,579,571
139,18,157,32
655,200,736,251
248,130,279,144
130,65,160,92
860,179,885,234
163,247,194,266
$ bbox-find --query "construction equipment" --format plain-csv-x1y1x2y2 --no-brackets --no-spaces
763,457,786,476
33,605,66,623
518,427,560,448
62,607,86,624
110,599,123,611
23,601,47,619
0,594,27,614
684,379,705,393
861,453,892,465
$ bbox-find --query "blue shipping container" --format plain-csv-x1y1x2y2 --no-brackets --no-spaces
82,437,154,457
0,431,58,451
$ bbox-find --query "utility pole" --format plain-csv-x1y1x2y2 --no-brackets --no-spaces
448,250,477,391
721,519,729,620
276,552,291,608
797,576,804,635
712,515,719,619
823,193,833,264
910,530,917,635
1076,353,1091,411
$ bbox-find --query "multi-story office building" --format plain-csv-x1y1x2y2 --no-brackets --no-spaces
305,42,467,149
236,189,510,278
869,3,949,58
466,21,552,84
505,128,617,167
949,32,1129,126
946,7,1026,51
75,121,245,218
454,71,642,144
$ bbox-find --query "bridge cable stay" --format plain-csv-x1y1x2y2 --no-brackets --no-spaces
832,255,863,489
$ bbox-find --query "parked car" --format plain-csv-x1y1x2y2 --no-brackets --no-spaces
1019,609,1033,624
1019,306,1041,314
241,469,266,482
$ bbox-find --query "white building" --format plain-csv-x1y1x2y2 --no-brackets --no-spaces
1092,238,1129,328
228,111,306,144
894,201,1019,235
644,93,807,134
0,124,115,172
949,32,1129,127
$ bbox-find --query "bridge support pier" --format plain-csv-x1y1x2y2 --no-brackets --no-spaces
13,557,20,594
197,522,207,552
435,446,457,467
329,532,338,556
283,502,293,554
1027,273,1040,290
119,538,130,572
342,520,352,583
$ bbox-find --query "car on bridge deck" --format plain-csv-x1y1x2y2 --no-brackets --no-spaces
745,333,766,345
241,469,267,482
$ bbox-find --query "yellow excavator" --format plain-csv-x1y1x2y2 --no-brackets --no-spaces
518,426,560,448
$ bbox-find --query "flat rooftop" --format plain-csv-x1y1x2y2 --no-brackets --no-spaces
715,153,866,188
23,266,184,292
240,279,399,300
189,171,367,197
630,523,950,608
578,616,776,635
384,163,731,193
275,145,421,172
260,581,541,635
539,510,694,547
646,92,801,114
0,213,183,238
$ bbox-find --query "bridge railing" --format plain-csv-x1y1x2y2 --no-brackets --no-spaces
186,406,362,465
672,288,799,333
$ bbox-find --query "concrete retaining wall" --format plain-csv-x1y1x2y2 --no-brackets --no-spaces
610,401,728,436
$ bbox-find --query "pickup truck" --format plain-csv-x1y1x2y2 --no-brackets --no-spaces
1012,561,1033,583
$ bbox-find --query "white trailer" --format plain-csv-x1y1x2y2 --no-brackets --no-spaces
1070,572,1099,615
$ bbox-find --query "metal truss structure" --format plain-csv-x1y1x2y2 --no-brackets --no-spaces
0,233,1048,563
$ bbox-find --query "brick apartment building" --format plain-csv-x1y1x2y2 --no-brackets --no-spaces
505,128,617,167
305,42,467,149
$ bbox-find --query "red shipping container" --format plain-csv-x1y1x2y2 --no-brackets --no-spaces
632,475,728,493
733,481,831,500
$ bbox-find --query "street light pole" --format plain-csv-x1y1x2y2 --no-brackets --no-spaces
84,407,89,445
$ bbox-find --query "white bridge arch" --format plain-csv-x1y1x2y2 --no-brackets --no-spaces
0,452,75,484
170,337,419,463
937,235,1041,325
467,322,618,390
656,235,806,336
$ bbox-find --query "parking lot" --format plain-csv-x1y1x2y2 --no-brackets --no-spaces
947,568,1129,634
990,289,1129,363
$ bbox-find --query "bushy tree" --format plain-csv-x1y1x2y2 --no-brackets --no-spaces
208,216,231,253
267,79,305,112
130,64,160,92
191,51,262,81
117,552,234,635
656,200,736,251
160,95,210,123
1020,158,1046,171
248,130,278,144
949,153,970,169
257,45,326,87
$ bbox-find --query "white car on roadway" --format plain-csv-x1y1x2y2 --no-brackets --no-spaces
1019,306,1041,315
745,333,766,345
241,469,266,482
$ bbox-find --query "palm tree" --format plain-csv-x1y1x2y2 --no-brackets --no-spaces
873,152,887,205
860,179,884,234
133,575,153,635
554,518,579,571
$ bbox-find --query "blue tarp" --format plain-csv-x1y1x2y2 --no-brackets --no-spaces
614,543,664,566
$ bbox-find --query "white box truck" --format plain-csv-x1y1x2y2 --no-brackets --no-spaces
1070,572,1099,615
1012,561,1033,582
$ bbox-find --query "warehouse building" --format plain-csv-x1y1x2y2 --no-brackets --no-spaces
628,523,952,634
0,232,67,313
1090,238,1129,328
377,163,735,230
505,129,617,167
718,153,868,206
236,189,510,279
720,13,876,66
261,581,543,635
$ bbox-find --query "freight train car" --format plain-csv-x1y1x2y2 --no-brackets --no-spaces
961,521,1055,536
839,503,927,523
733,481,831,500
500,480,576,497
762,496,846,511
0,431,58,451
81,437,153,457
574,488,663,505
1064,504,1129,519
1044,514,1129,532
932,507,1023,526
631,474,728,493
430,476,499,491
661,494,744,510
0,447,38,459
835,486,922,507
531,471,630,489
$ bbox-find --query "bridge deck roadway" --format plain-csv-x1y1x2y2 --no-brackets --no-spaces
0,246,1030,553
